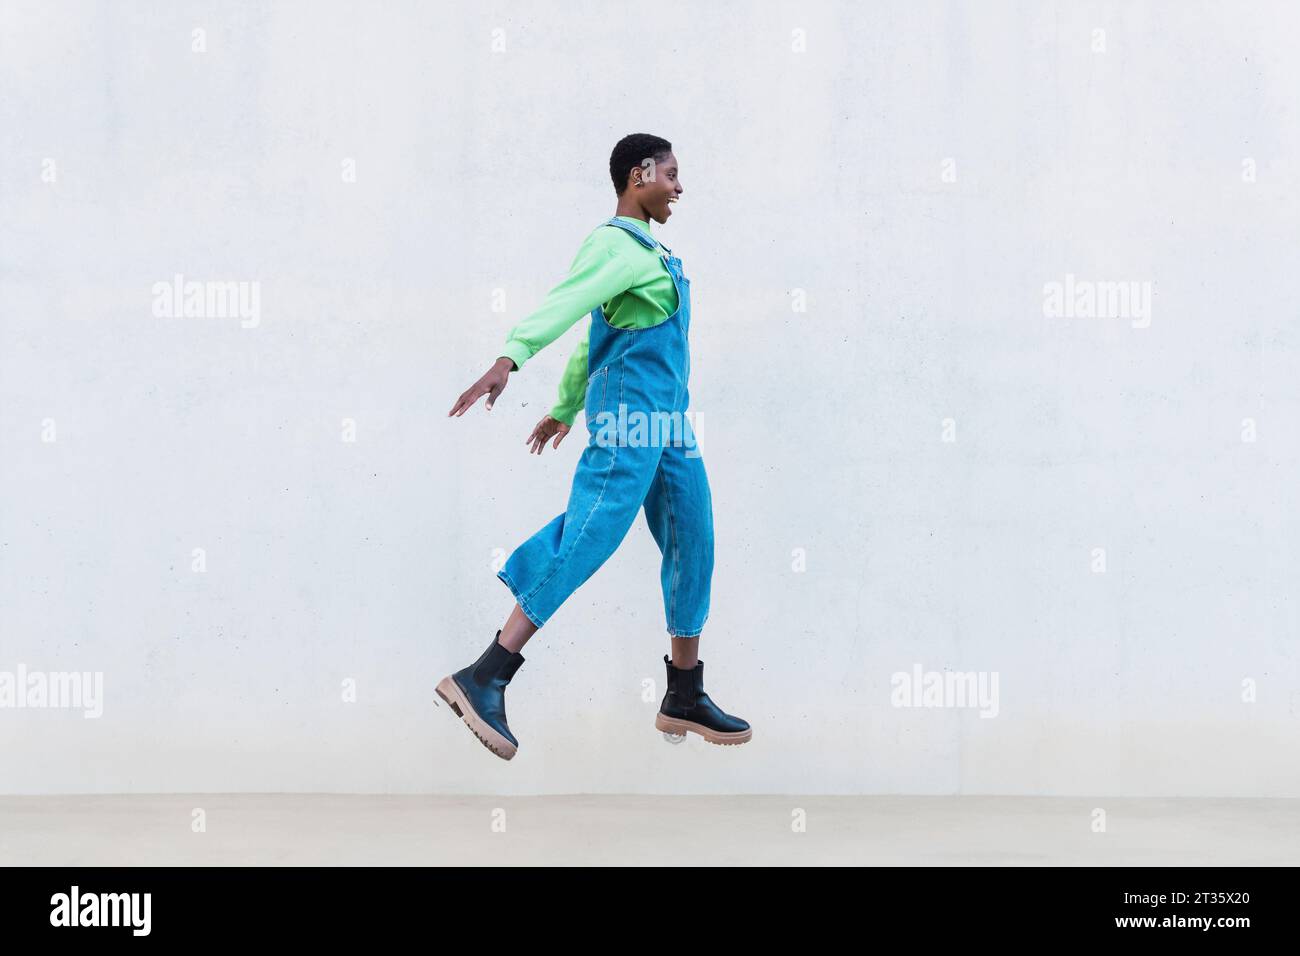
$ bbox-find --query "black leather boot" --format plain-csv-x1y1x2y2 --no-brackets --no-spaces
436,630,525,760
655,655,752,745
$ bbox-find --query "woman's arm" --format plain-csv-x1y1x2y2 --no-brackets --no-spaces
499,238,633,372
548,324,590,426
450,231,630,419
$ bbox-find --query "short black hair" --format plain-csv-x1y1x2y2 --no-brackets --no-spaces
609,133,673,195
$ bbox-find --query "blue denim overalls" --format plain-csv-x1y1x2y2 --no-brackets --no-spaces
498,217,714,636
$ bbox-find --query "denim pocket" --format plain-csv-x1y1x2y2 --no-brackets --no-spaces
584,365,609,427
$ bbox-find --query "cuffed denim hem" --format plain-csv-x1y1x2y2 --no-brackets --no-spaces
497,568,546,628
667,608,708,638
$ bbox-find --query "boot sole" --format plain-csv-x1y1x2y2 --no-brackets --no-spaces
655,712,752,745
436,675,518,760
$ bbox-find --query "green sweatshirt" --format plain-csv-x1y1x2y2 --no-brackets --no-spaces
499,215,680,425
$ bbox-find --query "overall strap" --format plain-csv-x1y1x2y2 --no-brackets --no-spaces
601,217,670,254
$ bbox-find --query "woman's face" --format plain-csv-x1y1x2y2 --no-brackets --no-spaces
633,152,683,224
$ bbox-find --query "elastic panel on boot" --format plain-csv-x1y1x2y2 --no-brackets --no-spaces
473,640,514,683
499,652,524,682
674,661,698,708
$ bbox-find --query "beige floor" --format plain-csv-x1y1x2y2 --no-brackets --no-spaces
1,795,1296,866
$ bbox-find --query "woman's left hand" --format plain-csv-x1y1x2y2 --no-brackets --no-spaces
525,416,571,455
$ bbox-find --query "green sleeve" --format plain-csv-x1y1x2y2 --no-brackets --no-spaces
548,322,590,425
499,234,634,371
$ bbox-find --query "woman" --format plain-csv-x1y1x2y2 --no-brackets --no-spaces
439,133,751,760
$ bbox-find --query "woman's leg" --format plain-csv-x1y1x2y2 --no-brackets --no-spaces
498,604,538,653
642,436,714,642
670,635,699,669
648,447,750,744
498,432,663,630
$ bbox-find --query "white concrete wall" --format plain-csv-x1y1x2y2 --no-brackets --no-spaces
1,0,1296,796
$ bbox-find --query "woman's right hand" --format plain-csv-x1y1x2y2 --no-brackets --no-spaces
448,357,515,416
525,415,571,455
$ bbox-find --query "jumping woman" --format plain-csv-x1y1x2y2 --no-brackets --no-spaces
439,133,751,760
